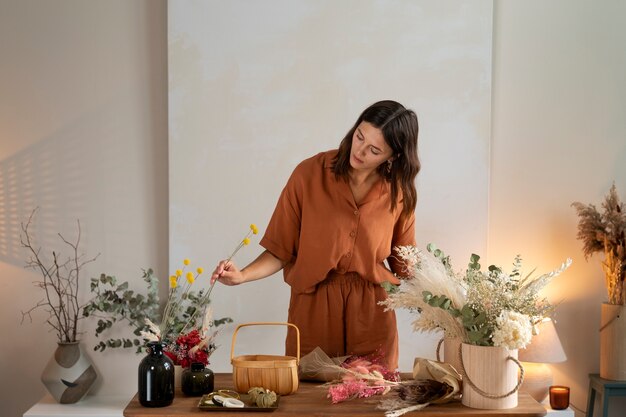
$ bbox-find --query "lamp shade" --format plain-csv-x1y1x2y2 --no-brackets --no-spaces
519,318,567,363
518,318,567,402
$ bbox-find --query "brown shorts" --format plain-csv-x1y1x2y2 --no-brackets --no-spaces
285,271,398,370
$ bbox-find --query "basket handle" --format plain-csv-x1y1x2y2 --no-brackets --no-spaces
436,337,444,362
230,322,300,364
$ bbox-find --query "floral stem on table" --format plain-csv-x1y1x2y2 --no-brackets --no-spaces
380,402,429,417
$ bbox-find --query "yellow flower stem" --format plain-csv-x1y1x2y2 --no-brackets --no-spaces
178,279,217,337
176,230,253,337
159,287,178,336
175,227,258,338
161,286,179,323
170,271,211,338
160,266,199,338
224,230,253,264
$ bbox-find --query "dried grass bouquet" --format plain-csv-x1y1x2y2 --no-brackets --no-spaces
572,183,626,305
381,245,571,350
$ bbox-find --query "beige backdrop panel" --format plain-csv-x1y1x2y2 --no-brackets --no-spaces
168,0,493,372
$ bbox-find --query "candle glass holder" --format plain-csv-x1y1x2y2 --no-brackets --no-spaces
549,385,570,410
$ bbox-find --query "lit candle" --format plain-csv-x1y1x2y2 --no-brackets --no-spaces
549,386,570,410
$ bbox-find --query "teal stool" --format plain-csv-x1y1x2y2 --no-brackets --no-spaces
587,373,626,417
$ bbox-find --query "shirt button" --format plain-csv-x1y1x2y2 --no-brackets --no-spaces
349,231,356,237
354,210,359,215
345,252,351,258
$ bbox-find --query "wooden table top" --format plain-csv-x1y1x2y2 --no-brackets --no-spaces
124,373,546,417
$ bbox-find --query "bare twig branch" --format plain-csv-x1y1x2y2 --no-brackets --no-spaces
19,208,98,343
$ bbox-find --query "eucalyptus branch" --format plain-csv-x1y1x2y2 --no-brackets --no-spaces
85,270,232,353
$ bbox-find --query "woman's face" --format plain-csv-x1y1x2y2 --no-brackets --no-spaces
350,121,394,172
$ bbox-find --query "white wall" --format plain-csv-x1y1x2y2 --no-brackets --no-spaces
2,1,626,417
491,1,626,416
0,1,168,417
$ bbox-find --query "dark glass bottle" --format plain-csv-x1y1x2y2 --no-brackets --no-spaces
181,362,214,396
138,341,175,407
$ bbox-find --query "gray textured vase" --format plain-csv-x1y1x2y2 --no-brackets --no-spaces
41,342,98,403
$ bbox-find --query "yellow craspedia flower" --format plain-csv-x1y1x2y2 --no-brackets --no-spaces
243,237,251,246
183,258,190,266
197,267,204,274
169,276,178,288
176,269,182,277
250,224,259,235
186,271,195,284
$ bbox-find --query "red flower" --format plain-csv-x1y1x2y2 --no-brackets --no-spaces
164,329,213,368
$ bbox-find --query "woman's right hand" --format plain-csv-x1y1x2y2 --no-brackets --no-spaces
211,260,246,286
210,250,285,287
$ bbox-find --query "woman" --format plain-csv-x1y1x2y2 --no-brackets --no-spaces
211,100,420,370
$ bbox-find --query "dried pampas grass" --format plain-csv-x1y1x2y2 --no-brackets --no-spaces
572,183,626,305
380,246,466,338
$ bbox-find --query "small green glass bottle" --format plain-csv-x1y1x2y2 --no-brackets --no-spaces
181,362,214,396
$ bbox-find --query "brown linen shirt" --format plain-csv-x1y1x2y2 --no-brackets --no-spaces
260,150,416,294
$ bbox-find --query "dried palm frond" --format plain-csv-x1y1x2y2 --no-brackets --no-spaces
519,258,573,298
397,379,452,403
143,318,161,339
200,306,214,339
378,379,455,417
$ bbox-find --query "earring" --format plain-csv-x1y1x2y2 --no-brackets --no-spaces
386,159,392,173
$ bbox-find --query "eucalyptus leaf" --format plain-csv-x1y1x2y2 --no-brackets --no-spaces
468,330,483,343
381,281,399,294
475,311,487,324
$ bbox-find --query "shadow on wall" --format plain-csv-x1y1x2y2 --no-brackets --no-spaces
0,102,122,268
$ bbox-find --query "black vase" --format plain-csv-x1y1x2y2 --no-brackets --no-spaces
138,341,175,407
181,362,214,396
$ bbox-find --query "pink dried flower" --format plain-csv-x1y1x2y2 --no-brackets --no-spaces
326,352,399,404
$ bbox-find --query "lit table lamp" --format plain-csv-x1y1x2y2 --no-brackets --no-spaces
519,318,567,403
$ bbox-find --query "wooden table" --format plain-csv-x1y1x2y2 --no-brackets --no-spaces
124,373,546,417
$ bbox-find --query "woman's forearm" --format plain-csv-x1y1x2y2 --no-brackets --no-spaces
241,250,286,283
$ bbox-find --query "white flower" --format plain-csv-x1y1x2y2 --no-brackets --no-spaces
492,310,533,350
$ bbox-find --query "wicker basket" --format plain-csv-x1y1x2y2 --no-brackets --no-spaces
230,322,300,396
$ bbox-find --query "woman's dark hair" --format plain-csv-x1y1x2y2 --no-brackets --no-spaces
332,100,420,220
